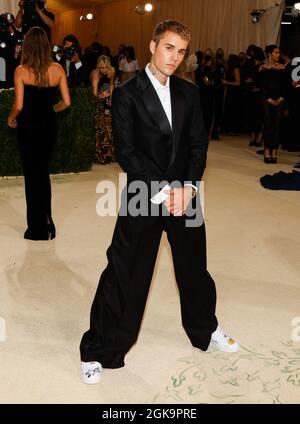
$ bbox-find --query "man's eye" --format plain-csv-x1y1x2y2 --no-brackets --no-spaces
167,47,172,51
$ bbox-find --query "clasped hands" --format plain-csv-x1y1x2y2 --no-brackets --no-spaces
163,187,195,216
267,98,283,107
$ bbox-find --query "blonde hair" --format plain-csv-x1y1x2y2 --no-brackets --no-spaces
97,55,112,70
153,19,191,45
21,26,52,87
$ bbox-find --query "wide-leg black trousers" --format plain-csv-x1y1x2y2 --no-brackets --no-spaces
80,206,218,368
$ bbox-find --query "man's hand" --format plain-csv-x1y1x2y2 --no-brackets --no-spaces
163,187,194,216
16,1,24,26
34,2,54,29
267,98,283,107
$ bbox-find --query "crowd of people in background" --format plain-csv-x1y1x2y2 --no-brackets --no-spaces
192,44,300,165
1,0,300,167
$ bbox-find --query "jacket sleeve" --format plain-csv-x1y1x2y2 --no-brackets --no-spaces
112,87,151,184
184,86,209,188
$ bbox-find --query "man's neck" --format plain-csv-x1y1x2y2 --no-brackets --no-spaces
149,62,168,86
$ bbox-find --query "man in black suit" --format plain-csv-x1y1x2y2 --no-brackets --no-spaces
80,20,239,385
54,34,88,87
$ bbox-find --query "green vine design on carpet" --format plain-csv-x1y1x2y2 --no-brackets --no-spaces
153,341,300,404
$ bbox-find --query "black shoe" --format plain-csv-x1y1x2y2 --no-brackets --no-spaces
264,157,272,164
249,140,256,147
271,157,278,164
47,223,56,240
256,149,264,155
24,229,50,241
255,142,263,147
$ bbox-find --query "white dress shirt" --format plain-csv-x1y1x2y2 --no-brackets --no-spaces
56,55,82,77
145,64,197,203
145,63,172,128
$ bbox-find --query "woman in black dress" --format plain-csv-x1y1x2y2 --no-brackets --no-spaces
7,26,71,240
222,54,243,135
258,45,286,163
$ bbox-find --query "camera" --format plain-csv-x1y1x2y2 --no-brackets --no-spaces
23,0,45,15
53,45,63,54
64,44,77,60
0,14,12,32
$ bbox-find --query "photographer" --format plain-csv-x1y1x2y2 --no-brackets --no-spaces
54,34,88,87
15,0,54,41
0,13,23,88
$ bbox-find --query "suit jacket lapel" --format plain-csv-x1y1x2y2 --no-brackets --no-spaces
138,70,172,139
168,76,186,168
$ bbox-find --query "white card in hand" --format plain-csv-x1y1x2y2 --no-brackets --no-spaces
150,184,171,204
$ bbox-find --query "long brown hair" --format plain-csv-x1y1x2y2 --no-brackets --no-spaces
21,26,52,87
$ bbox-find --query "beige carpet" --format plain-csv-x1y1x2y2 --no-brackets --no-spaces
0,136,300,404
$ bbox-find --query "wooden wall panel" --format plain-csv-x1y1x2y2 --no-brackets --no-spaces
51,0,284,66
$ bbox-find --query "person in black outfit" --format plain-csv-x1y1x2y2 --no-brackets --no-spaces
258,45,287,164
54,34,88,87
112,43,125,78
211,48,226,140
15,0,55,42
7,26,71,240
198,48,216,138
222,54,242,135
243,47,265,147
84,42,103,79
79,20,239,385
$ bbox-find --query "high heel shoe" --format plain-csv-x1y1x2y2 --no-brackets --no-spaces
271,157,278,164
47,223,56,240
264,157,272,164
24,228,50,241
24,222,56,241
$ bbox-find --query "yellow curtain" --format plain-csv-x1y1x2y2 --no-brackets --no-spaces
0,0,19,15
96,0,284,66
154,0,284,56
51,0,284,67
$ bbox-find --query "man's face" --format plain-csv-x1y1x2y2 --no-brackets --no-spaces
150,31,188,77
64,41,73,49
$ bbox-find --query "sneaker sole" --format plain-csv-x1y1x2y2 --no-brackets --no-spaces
81,373,102,385
210,341,240,353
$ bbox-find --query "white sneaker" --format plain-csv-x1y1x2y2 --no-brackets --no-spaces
210,326,240,353
81,361,102,384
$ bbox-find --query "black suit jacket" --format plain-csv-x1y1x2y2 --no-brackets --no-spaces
54,55,88,87
112,69,208,189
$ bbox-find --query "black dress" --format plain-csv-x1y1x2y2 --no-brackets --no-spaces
222,66,243,134
17,84,57,240
258,68,287,150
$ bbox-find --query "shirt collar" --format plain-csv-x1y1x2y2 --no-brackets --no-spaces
146,63,170,91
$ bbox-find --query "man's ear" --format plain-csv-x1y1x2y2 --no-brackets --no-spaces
150,40,156,56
